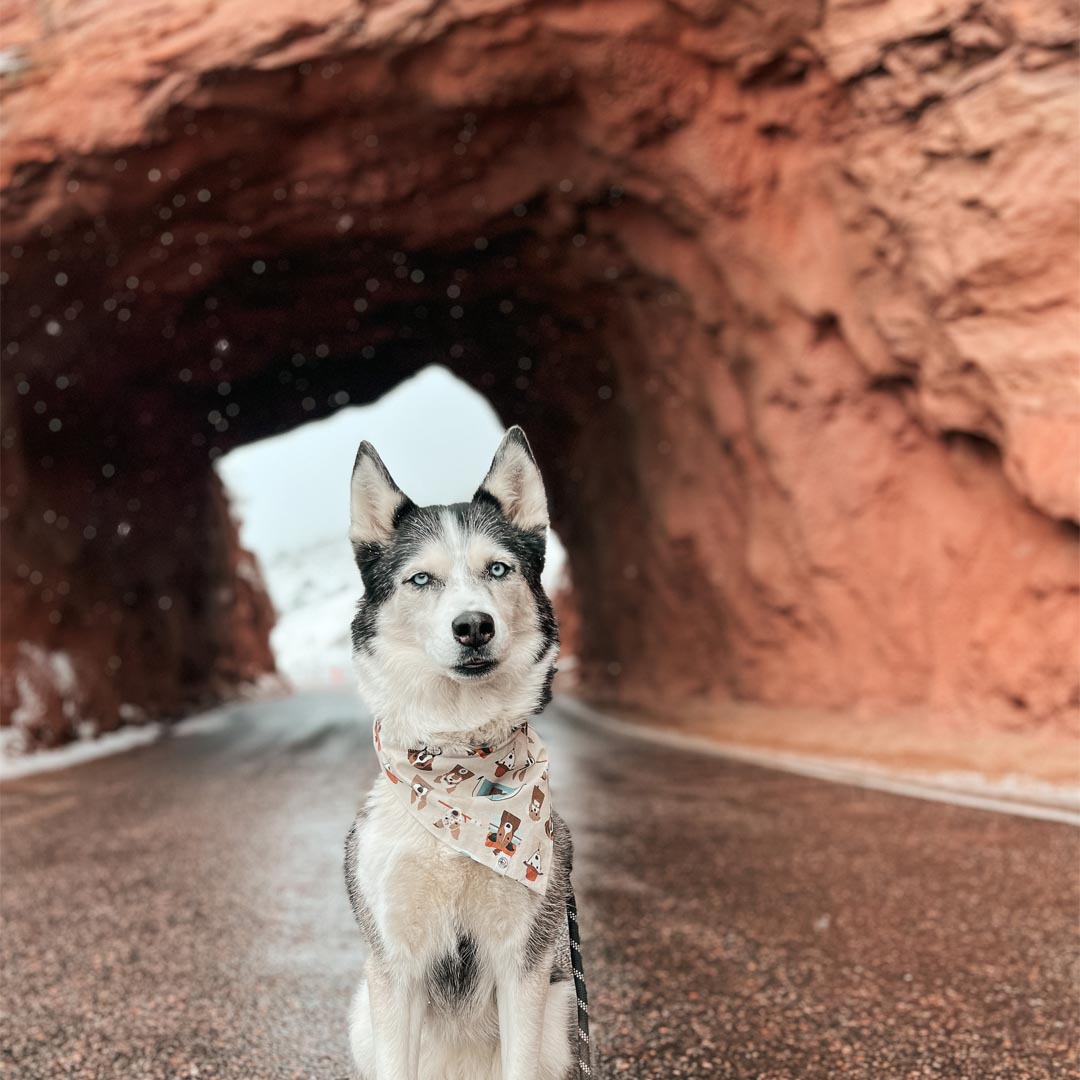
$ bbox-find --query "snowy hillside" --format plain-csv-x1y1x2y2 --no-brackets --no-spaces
257,537,359,687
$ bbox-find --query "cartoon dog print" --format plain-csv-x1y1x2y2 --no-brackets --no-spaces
466,744,493,758
545,816,554,841
485,810,521,858
373,719,382,752
407,746,442,771
381,758,400,785
528,785,545,821
434,764,474,791
493,749,516,778
434,806,467,841
524,848,543,882
512,751,536,783
410,776,431,811
473,776,520,800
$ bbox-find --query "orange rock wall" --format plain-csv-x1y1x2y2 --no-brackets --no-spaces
2,0,1077,744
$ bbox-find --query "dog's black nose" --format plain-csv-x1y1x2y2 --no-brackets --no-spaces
452,611,495,647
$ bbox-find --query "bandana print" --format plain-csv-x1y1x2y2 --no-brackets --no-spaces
375,718,554,896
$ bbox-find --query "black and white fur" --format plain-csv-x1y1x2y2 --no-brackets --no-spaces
344,427,576,1080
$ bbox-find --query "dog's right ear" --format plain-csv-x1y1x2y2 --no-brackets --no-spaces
349,441,414,546
474,426,548,535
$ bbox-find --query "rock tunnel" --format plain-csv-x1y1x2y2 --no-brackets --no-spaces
2,0,1078,748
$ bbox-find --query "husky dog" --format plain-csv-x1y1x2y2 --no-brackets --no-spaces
344,427,577,1080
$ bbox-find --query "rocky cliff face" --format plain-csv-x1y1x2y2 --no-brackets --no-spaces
2,0,1077,748
0,416,278,748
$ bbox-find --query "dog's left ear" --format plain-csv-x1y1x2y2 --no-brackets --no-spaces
474,427,548,534
350,441,414,546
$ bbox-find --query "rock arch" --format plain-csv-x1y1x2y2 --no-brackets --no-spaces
2,0,1077,746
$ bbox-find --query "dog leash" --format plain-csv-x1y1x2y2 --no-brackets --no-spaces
566,885,592,1077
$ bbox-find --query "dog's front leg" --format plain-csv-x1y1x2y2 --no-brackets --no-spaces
496,960,552,1080
366,957,424,1080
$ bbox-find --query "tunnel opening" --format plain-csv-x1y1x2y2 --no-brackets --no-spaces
2,3,1077,753
215,364,572,687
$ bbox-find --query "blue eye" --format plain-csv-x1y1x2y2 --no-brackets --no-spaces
409,572,431,587
490,562,510,578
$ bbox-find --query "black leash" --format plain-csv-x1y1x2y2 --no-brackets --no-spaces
567,884,592,1077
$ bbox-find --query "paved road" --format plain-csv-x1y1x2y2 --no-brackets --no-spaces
3,690,1077,1079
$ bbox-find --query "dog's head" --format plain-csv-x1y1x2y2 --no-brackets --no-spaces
349,427,558,730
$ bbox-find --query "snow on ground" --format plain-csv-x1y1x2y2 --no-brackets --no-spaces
216,365,566,686
0,643,94,773
0,723,165,781
0,690,276,780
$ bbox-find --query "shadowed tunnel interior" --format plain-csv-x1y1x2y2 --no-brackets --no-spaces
2,0,1078,748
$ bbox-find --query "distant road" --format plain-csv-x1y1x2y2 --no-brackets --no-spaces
3,690,1076,1079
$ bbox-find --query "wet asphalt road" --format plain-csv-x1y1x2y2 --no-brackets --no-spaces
2,689,1077,1080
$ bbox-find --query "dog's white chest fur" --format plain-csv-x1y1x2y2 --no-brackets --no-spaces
355,780,542,966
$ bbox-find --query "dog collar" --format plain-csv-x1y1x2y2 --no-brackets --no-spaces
374,718,554,895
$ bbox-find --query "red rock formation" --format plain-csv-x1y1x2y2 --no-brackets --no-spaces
2,0,1077,749
0,405,278,748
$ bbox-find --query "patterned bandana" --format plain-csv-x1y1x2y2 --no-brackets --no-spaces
374,718,554,896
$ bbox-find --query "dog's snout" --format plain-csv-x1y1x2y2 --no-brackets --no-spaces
452,611,495,647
